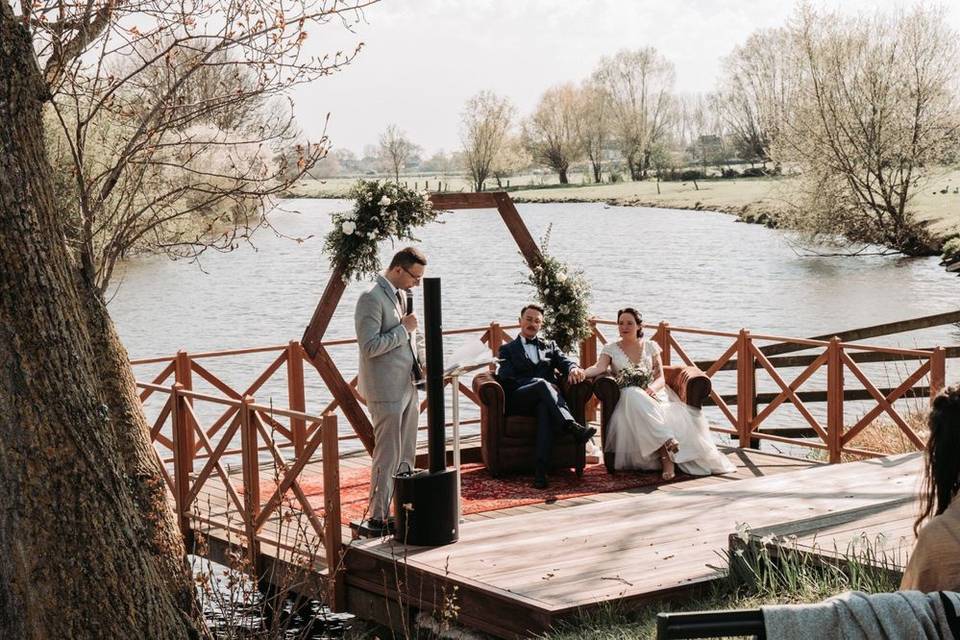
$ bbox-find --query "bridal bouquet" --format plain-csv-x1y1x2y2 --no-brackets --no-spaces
616,362,653,390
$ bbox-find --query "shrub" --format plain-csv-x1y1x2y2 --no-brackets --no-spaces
942,235,960,261
722,168,741,178
742,167,767,178
679,169,705,181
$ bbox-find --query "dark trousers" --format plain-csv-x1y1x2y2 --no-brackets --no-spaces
509,378,574,467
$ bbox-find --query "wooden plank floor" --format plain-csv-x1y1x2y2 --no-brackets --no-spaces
342,452,921,637
189,441,921,638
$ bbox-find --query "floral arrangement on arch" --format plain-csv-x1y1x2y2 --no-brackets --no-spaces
525,225,593,354
323,180,439,281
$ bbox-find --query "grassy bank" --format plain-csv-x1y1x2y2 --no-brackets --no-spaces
288,170,960,242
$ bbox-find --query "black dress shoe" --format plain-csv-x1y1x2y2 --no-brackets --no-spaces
567,421,597,445
359,518,391,538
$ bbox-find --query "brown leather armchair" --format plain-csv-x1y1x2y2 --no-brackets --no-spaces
472,371,594,477
593,365,712,473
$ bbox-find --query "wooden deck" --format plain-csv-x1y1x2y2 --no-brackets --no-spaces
188,445,923,638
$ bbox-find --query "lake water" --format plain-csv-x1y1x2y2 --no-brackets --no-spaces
113,199,960,456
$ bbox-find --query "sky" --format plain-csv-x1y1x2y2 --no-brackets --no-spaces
294,0,960,158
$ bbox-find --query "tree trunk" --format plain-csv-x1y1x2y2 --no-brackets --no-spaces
558,168,569,184
592,161,602,183
0,4,204,637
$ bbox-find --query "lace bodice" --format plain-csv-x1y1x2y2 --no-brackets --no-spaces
601,340,662,375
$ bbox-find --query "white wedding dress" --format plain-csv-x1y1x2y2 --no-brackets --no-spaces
602,340,736,476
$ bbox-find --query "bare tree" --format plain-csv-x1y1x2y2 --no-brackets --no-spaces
459,90,516,192
521,83,584,184
490,135,532,188
593,47,676,180
378,124,419,183
0,0,374,635
716,28,797,165
40,19,350,297
577,80,610,183
774,5,960,255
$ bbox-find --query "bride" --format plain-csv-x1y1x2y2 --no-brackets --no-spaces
583,308,736,479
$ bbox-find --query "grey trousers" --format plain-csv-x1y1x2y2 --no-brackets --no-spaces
366,384,420,521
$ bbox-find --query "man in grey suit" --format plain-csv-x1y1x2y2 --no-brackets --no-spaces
355,247,427,535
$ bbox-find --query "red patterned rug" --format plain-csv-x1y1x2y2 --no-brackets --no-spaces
250,463,678,525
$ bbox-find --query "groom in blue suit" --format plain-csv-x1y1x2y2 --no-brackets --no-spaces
496,304,596,488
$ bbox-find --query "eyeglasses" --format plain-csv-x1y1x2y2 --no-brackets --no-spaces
401,266,423,283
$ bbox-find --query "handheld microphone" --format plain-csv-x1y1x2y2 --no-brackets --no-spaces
405,288,414,315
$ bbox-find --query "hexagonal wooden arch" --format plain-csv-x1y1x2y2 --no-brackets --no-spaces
301,191,545,454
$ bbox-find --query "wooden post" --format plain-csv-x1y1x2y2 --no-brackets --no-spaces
657,321,671,366
286,341,307,456
827,337,844,463
321,413,344,611
174,350,194,464
170,382,193,544
736,330,754,449
930,346,946,402
488,321,502,370
239,396,261,567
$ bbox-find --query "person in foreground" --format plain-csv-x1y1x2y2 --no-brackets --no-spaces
355,247,426,536
496,304,596,489
758,386,960,640
582,307,735,479
901,384,960,592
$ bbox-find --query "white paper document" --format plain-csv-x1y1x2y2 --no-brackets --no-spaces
443,337,500,378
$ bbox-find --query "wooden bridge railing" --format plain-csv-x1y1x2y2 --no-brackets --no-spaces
582,319,948,463
138,378,345,609
136,315,953,479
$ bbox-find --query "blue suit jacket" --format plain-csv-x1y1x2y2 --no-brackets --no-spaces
496,335,578,396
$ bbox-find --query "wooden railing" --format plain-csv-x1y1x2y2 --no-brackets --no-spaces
138,378,345,607
582,319,949,463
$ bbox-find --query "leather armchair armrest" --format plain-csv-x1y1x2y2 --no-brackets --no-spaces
663,365,712,409
473,371,505,474
593,374,621,428
559,377,593,425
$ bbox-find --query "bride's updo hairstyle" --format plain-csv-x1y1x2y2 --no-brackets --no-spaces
617,307,644,338
914,385,960,535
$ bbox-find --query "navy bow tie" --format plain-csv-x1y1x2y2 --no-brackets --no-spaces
524,337,542,347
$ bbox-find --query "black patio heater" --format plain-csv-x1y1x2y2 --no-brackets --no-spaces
392,277,459,546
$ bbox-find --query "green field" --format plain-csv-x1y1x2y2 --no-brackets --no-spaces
289,169,960,240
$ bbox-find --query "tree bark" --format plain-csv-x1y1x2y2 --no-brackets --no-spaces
557,168,569,184
0,3,204,637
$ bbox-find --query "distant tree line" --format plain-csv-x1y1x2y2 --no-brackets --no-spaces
321,4,959,255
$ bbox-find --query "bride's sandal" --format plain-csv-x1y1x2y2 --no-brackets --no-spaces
665,438,680,455
659,447,676,481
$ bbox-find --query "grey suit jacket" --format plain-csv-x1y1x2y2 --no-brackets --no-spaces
355,275,425,407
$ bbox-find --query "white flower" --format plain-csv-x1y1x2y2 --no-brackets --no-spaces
760,534,775,547
342,211,356,221
556,271,568,283
341,221,356,235
379,195,392,206
367,231,377,240
734,548,745,557
735,522,751,543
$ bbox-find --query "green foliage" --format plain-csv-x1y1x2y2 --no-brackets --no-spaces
323,180,439,281
942,235,960,260
525,225,592,354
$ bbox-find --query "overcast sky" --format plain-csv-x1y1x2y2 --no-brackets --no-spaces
294,0,959,158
